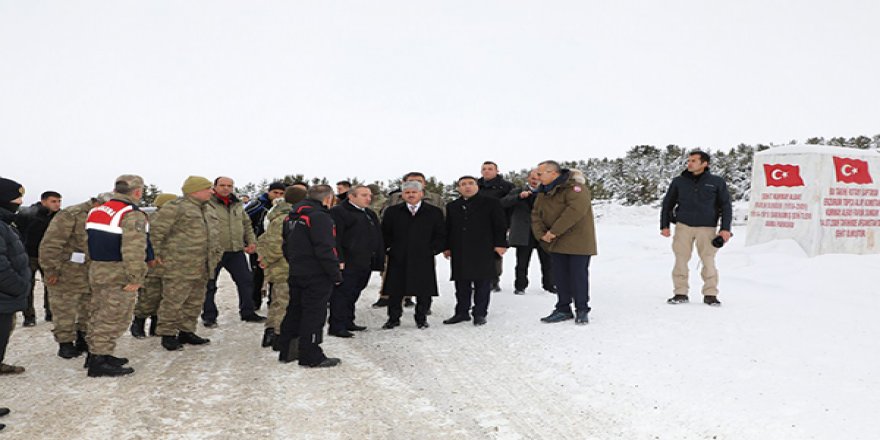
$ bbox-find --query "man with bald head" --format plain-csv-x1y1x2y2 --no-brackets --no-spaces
202,176,264,328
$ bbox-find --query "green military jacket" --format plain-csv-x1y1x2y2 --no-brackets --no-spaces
150,195,221,281
256,201,291,283
531,169,598,256
207,194,256,253
39,199,93,282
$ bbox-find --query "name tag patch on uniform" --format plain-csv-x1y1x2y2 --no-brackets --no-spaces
573,186,582,192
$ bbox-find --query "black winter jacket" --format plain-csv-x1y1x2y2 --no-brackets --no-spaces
15,202,55,258
0,207,31,314
329,201,385,271
283,200,342,282
660,169,733,231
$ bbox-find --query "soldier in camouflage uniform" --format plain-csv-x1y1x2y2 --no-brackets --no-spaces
257,184,307,349
39,192,111,359
151,177,221,351
84,175,150,377
130,192,177,339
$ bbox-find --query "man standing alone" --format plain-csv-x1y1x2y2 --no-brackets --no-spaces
660,150,732,306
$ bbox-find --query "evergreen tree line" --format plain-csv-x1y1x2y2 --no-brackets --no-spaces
142,133,880,207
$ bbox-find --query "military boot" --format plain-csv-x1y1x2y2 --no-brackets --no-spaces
161,335,184,351
58,342,80,359
83,353,128,369
178,332,210,345
74,331,88,353
261,328,276,348
130,317,147,339
87,355,135,377
148,315,158,336
278,337,299,363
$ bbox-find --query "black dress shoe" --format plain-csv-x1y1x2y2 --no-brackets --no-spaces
347,324,367,332
416,321,430,329
0,407,9,417
329,329,354,338
178,332,210,345
382,319,400,329
240,313,267,322
371,298,389,308
403,297,415,307
473,316,487,326
303,357,341,368
202,319,218,328
442,315,471,325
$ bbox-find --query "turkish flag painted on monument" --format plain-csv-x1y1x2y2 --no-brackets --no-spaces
763,164,805,187
833,156,873,184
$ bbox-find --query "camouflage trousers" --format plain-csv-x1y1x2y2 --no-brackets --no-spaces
47,271,91,344
266,282,290,333
86,283,137,355
156,278,207,336
134,276,163,319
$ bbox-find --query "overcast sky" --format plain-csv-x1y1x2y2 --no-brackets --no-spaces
2,1,879,204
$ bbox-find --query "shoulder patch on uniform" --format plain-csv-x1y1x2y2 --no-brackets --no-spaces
573,186,582,193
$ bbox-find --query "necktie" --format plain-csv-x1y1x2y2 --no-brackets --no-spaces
409,205,417,216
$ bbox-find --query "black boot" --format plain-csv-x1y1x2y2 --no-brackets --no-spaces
74,331,88,353
84,353,128,369
161,335,183,351
148,315,158,336
261,328,276,348
130,317,147,339
87,355,135,377
178,332,210,345
278,337,299,363
58,342,81,359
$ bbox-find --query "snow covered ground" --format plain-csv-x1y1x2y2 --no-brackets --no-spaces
3,203,879,439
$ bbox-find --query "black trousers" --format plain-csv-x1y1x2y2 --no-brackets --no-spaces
387,292,431,323
278,274,334,366
25,257,50,319
203,251,256,321
328,267,371,333
0,313,14,364
514,244,554,291
551,254,591,314
454,279,491,318
250,253,264,308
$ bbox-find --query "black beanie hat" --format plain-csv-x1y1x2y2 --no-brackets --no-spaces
268,182,286,192
0,177,25,204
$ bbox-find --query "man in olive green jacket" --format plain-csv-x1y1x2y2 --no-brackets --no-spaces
152,177,222,350
202,176,263,326
531,161,597,325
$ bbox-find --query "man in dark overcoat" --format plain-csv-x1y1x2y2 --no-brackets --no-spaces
381,181,445,329
443,176,508,326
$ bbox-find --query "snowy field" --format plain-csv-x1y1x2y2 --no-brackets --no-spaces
2,203,879,439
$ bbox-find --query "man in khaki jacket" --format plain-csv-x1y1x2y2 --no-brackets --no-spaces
152,177,221,351
531,161,597,325
202,176,263,327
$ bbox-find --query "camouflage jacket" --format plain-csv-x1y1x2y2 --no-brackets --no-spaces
256,201,291,283
39,200,93,280
150,195,221,281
